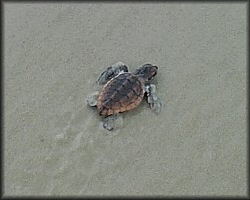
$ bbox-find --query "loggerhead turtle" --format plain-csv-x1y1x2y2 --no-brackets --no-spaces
87,62,161,131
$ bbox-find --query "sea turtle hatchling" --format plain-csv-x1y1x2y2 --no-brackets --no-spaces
87,62,161,131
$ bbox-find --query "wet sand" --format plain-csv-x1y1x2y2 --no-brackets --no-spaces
4,3,247,196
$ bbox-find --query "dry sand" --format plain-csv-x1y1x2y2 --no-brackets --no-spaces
4,2,247,196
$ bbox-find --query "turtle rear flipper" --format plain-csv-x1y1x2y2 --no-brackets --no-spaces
86,91,99,107
102,114,123,131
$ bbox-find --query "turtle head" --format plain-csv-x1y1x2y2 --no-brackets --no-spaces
134,64,158,81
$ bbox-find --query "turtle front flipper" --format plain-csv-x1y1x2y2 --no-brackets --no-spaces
145,84,162,114
102,114,123,131
97,62,128,85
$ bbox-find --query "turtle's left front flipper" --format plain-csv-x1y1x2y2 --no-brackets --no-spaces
97,62,128,85
145,84,162,114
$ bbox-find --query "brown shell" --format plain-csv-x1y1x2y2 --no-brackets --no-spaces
97,73,144,116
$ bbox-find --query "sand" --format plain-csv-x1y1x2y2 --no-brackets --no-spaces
4,2,247,197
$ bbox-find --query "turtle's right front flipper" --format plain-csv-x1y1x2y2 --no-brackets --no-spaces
97,62,128,85
145,84,162,114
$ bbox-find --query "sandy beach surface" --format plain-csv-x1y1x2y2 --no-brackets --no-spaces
4,3,247,196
